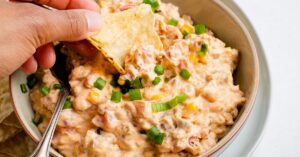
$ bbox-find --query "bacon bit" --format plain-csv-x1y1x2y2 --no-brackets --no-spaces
178,59,188,69
188,136,201,147
120,4,136,11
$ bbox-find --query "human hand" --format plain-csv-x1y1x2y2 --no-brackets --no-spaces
0,0,101,78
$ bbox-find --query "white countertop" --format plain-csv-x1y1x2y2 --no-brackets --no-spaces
234,0,300,156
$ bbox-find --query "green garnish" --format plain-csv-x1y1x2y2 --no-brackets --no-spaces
182,30,189,39
194,24,206,35
168,18,178,26
180,69,191,80
20,84,27,94
94,77,106,90
27,74,37,89
147,127,166,144
129,89,142,101
132,76,143,89
152,94,187,112
39,84,50,96
53,84,62,90
110,74,120,87
197,44,208,57
64,98,72,109
143,0,160,11
154,65,165,75
152,77,161,85
111,90,122,103
32,114,43,126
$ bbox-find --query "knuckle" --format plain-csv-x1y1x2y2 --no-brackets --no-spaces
63,11,88,39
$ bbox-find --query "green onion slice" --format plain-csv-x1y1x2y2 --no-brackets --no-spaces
147,127,165,144
111,90,122,103
194,24,206,35
132,76,143,89
129,89,142,101
152,77,161,85
182,30,189,39
154,65,165,75
168,18,178,26
53,84,62,90
152,94,187,112
197,43,208,57
94,77,106,90
143,0,160,11
32,114,43,126
180,69,191,80
39,84,50,96
64,98,72,109
20,84,27,94
27,74,37,89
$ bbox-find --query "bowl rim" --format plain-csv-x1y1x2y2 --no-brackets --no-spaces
9,1,260,157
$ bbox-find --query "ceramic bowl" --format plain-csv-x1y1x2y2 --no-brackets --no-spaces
10,0,260,156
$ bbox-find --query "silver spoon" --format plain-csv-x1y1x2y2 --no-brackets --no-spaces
30,44,71,157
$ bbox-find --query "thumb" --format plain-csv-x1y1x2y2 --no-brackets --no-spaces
30,9,101,46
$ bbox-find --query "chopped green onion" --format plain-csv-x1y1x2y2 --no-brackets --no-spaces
194,24,206,35
129,89,142,101
39,84,50,96
154,65,165,75
152,77,161,85
143,0,159,11
94,77,106,90
152,103,169,112
27,74,37,89
180,69,191,80
132,76,143,89
32,115,43,126
147,127,165,144
152,94,187,112
197,44,208,57
176,94,188,103
110,74,120,87
53,84,62,90
182,30,189,39
111,90,122,103
20,84,27,94
64,98,72,109
168,18,178,26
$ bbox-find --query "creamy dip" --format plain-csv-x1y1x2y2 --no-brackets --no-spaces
29,0,245,156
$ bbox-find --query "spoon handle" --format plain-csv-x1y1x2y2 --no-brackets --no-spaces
30,89,69,157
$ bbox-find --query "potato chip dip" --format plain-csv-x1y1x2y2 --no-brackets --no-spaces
28,0,245,156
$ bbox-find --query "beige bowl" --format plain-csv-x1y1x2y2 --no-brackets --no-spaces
10,0,260,156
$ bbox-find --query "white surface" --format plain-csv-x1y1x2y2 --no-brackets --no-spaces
235,0,300,156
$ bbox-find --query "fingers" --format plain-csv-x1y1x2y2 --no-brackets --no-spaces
29,8,101,47
34,43,56,69
20,57,38,74
16,0,99,11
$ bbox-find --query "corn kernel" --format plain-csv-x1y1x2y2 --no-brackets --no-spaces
199,56,207,64
189,55,198,63
87,91,100,105
185,103,199,111
150,93,166,100
180,23,194,34
118,78,125,85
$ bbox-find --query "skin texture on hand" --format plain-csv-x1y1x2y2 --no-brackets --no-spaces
0,0,101,78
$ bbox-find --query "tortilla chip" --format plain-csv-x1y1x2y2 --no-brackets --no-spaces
88,4,163,74
0,124,21,143
0,131,35,157
0,77,13,123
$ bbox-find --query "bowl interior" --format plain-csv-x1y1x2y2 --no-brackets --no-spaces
10,0,259,156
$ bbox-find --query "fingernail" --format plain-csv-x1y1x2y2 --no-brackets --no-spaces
85,12,102,33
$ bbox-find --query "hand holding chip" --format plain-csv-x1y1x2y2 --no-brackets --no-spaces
0,0,102,78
